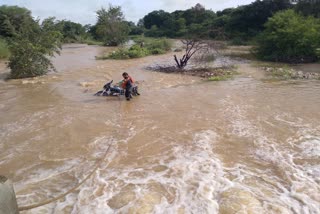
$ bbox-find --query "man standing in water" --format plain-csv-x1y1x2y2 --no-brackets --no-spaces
121,72,134,101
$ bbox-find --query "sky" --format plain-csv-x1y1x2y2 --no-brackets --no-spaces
1,0,255,25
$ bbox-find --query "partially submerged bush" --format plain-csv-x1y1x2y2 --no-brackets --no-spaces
99,45,150,59
106,48,130,59
98,38,172,59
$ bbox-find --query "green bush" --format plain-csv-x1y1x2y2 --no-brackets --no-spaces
208,75,232,81
145,38,172,51
85,39,103,46
0,38,10,59
150,48,165,55
230,37,248,46
316,48,320,59
99,37,172,59
256,10,320,63
107,48,130,59
8,20,62,79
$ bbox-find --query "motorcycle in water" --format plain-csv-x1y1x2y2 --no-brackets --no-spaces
94,80,139,97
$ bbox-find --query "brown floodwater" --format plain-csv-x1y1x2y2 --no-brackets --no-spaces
0,44,319,214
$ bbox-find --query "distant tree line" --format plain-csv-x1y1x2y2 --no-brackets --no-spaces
139,0,320,41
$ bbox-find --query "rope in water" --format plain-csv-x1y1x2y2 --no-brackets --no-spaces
18,143,112,211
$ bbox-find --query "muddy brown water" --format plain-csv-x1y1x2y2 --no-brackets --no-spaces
0,44,319,213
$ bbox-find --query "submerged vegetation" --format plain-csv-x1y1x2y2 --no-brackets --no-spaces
97,38,172,60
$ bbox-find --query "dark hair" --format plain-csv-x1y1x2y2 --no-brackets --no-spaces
122,72,128,76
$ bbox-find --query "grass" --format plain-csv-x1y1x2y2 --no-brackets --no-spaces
0,38,10,59
85,39,103,46
208,75,233,81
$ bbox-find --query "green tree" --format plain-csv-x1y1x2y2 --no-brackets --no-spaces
8,18,62,78
95,5,129,46
225,0,292,40
125,21,144,35
0,5,35,37
143,10,171,29
175,18,187,37
256,9,320,63
295,0,320,18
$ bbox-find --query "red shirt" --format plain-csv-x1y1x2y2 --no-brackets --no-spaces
121,76,134,89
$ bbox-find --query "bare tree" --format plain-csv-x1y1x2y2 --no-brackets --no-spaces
174,39,209,69
174,27,227,69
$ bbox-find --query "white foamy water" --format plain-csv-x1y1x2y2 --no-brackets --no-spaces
220,95,320,214
62,130,231,213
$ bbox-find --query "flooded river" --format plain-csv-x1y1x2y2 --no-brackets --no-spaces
0,44,319,213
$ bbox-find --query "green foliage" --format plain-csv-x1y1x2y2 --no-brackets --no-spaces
95,5,130,46
208,75,233,81
8,19,62,79
126,21,144,35
57,20,87,43
0,5,35,37
98,38,172,59
295,0,320,18
85,39,103,46
316,48,320,59
106,48,130,59
207,69,237,81
140,1,296,40
230,37,248,46
256,9,320,63
143,5,216,38
145,38,172,52
143,10,172,29
224,0,292,40
0,38,10,59
149,48,165,55
41,18,89,43
102,45,149,59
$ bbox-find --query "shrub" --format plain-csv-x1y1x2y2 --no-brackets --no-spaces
8,21,62,79
98,37,172,59
150,48,165,55
145,38,172,52
107,48,130,59
0,38,10,59
230,37,248,46
256,10,320,63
